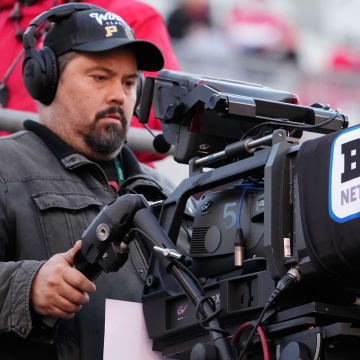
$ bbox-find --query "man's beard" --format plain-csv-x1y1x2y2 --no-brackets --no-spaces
84,106,128,155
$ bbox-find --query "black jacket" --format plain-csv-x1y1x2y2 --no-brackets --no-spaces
0,120,176,360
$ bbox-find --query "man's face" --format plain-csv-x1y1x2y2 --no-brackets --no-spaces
48,48,138,160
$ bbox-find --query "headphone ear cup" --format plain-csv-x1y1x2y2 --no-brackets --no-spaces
40,47,58,105
22,46,58,105
133,71,144,117
22,3,104,105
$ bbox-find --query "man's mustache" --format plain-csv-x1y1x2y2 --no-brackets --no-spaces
95,107,127,128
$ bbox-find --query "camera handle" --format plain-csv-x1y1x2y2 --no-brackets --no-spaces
39,194,147,328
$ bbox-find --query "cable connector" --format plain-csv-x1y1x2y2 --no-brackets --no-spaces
268,266,302,305
234,228,246,266
276,266,301,291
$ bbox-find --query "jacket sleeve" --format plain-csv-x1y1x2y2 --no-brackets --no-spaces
0,177,46,339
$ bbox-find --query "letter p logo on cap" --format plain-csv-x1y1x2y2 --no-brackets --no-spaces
105,25,118,37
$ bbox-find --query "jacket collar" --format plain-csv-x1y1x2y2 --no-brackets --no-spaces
24,119,77,160
24,120,167,201
23,119,144,177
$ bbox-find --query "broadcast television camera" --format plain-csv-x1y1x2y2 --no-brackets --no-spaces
75,70,360,360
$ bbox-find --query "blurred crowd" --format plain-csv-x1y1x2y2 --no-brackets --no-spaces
167,0,297,63
157,0,360,127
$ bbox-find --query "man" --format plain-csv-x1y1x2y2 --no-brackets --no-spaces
0,0,179,165
0,4,175,359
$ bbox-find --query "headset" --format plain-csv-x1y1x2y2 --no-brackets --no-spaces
22,2,144,110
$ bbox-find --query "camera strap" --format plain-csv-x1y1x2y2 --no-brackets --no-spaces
114,156,124,185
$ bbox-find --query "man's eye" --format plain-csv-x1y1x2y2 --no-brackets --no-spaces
126,81,136,87
92,75,107,81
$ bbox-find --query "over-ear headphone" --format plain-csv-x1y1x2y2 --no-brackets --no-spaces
22,3,100,105
22,2,145,111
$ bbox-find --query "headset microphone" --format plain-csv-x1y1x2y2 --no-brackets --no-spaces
153,134,171,154
142,124,171,154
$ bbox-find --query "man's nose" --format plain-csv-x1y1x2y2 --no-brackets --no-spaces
106,80,125,106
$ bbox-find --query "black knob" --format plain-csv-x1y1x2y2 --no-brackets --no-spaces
279,341,311,360
191,343,218,360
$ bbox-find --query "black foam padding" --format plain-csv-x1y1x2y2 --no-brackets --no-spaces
153,134,171,154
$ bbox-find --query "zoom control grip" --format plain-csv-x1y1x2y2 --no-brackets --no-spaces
40,194,149,328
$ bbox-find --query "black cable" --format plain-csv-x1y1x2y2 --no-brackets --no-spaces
274,109,342,130
240,122,274,141
277,109,342,130
172,257,205,291
238,267,301,360
129,227,228,336
162,257,229,336
240,109,343,141
194,296,229,336
247,233,264,257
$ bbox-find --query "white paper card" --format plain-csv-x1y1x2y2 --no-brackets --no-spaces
103,298,165,360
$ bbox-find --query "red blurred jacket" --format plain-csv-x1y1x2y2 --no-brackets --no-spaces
0,0,179,164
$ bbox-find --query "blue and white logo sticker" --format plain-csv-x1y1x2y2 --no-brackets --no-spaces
329,125,360,223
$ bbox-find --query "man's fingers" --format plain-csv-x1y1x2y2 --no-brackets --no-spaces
63,267,96,294
53,294,83,314
62,240,82,266
50,304,78,320
31,243,96,317
58,281,90,306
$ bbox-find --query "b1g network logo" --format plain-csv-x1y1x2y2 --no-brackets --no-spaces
329,125,360,223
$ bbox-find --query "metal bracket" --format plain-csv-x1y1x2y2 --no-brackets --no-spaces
153,246,182,259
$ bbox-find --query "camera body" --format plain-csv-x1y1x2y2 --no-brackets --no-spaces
138,71,360,359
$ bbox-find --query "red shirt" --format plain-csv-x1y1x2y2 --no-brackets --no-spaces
0,0,179,164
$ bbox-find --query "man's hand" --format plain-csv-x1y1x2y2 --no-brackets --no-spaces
31,240,96,319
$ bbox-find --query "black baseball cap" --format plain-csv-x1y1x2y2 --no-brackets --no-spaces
44,7,164,71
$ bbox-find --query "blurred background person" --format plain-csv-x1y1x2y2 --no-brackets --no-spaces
222,0,298,63
166,0,211,40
